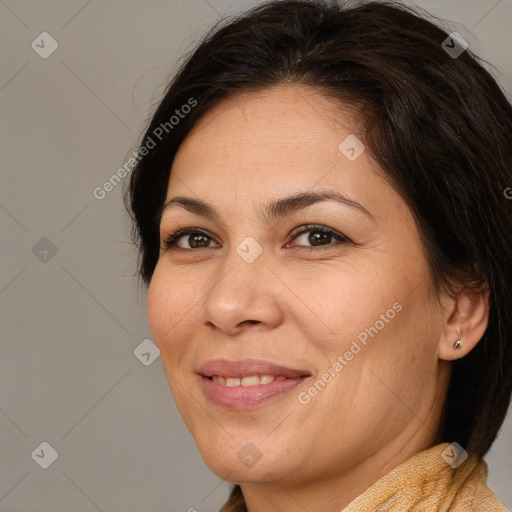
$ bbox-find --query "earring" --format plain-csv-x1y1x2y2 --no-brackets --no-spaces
454,339,462,350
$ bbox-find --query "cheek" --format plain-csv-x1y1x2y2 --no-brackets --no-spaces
147,269,199,420
309,260,437,388
344,287,440,419
146,266,189,358
298,266,400,354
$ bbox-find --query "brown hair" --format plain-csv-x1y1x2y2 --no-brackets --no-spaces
219,484,246,512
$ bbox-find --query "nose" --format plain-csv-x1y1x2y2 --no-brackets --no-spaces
200,245,284,335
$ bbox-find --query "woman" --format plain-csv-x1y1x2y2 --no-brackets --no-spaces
123,1,512,510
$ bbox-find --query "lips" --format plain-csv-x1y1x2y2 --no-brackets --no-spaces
198,358,311,379
198,358,311,409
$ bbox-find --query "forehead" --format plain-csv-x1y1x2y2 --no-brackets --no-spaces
169,84,367,185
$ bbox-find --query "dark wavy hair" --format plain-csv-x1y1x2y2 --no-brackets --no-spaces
123,0,512,508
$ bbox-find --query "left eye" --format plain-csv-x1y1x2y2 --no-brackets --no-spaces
287,225,351,250
162,224,351,251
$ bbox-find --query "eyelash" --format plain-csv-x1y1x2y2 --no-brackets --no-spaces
161,224,352,252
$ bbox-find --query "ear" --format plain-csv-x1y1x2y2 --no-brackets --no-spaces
438,284,491,361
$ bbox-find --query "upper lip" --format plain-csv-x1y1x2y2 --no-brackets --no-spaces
198,358,311,378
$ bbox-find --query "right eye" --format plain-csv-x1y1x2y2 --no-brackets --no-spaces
162,227,221,251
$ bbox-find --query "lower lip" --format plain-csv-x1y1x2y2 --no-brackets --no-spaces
201,376,308,409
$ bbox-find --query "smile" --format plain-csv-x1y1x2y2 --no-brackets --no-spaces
210,375,288,386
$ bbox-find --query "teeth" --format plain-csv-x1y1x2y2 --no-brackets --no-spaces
241,376,260,386
211,375,286,386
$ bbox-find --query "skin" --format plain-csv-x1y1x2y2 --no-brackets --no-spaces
146,84,490,512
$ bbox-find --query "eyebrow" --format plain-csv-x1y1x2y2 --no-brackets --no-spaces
157,190,375,225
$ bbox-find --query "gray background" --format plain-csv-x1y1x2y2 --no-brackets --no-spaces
1,0,511,510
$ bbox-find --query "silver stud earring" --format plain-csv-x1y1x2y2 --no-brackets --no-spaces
454,339,462,350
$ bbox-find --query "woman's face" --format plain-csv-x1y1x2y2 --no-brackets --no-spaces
147,84,450,488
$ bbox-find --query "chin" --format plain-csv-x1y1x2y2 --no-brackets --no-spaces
197,440,289,483
207,461,285,484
